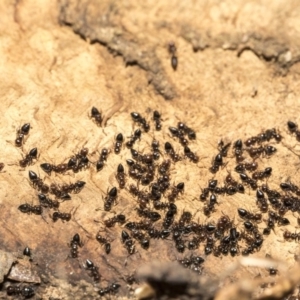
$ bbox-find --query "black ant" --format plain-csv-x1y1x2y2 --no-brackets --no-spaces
104,214,126,227
184,146,199,163
165,142,181,162
209,153,224,174
246,145,277,158
84,259,100,282
239,173,257,189
235,161,258,173
90,107,102,126
121,230,135,254
60,180,86,194
19,148,38,167
158,159,171,175
69,233,83,258
18,203,43,215
168,182,184,202
126,129,142,148
153,111,162,130
168,42,177,71
163,203,177,228
98,283,121,297
104,187,118,211
96,232,111,254
131,112,150,132
256,189,269,213
136,208,161,222
15,123,30,147
178,122,196,140
151,140,160,160
40,162,68,175
96,148,110,171
51,211,71,222
252,167,272,180
7,285,35,298
237,208,262,222
233,139,244,162
23,246,32,260
283,230,300,241
268,210,290,226
287,120,298,133
28,170,49,193
169,126,188,146
218,140,231,157
114,133,123,154
38,193,60,209
203,194,218,216
48,184,71,200
116,164,126,189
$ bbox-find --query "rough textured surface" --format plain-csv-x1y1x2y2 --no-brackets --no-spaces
1,0,300,299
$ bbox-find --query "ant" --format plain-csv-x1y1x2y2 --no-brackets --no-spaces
209,153,224,174
168,42,177,71
178,122,196,140
246,145,277,158
163,203,177,228
116,164,126,189
151,140,160,160
121,230,135,254
104,214,126,227
158,159,171,175
114,133,123,154
18,203,42,215
15,123,30,147
225,172,245,194
7,285,35,298
256,189,269,213
69,233,83,258
287,120,298,133
165,142,181,162
40,162,68,175
136,208,161,222
268,210,290,226
235,161,258,173
283,230,300,241
252,167,272,180
169,126,188,146
233,139,244,162
48,184,71,200
23,246,32,260
184,146,199,163
96,148,110,171
90,107,102,126
84,259,100,282
153,111,162,130
96,232,111,254
239,173,257,189
38,193,60,209
237,208,262,222
51,211,71,222
131,112,150,132
98,283,121,297
19,147,38,167
104,187,118,211
203,194,218,216
126,129,142,148
28,170,49,193
168,182,184,202
60,180,86,194
218,140,231,157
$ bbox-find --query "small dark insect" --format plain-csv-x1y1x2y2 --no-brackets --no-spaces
218,140,231,157
51,211,71,222
91,106,102,126
158,159,171,175
15,123,30,147
96,148,110,172
18,203,43,215
104,187,118,211
19,147,38,168
60,180,86,194
0,163,4,171
126,129,142,148
104,214,126,227
252,167,272,180
151,140,161,160
114,133,123,154
69,233,83,258
28,170,49,193
168,42,178,71
233,139,244,162
239,173,257,190
116,164,126,189
237,208,262,222
153,111,162,131
163,203,177,228
38,193,60,209
40,162,68,175
209,153,224,174
96,232,111,254
171,55,178,71
168,182,184,202
165,142,181,162
184,146,199,163
23,247,32,260
7,285,35,298
121,230,135,254
136,208,161,222
98,283,121,297
235,161,258,173
130,112,150,132
85,259,100,282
